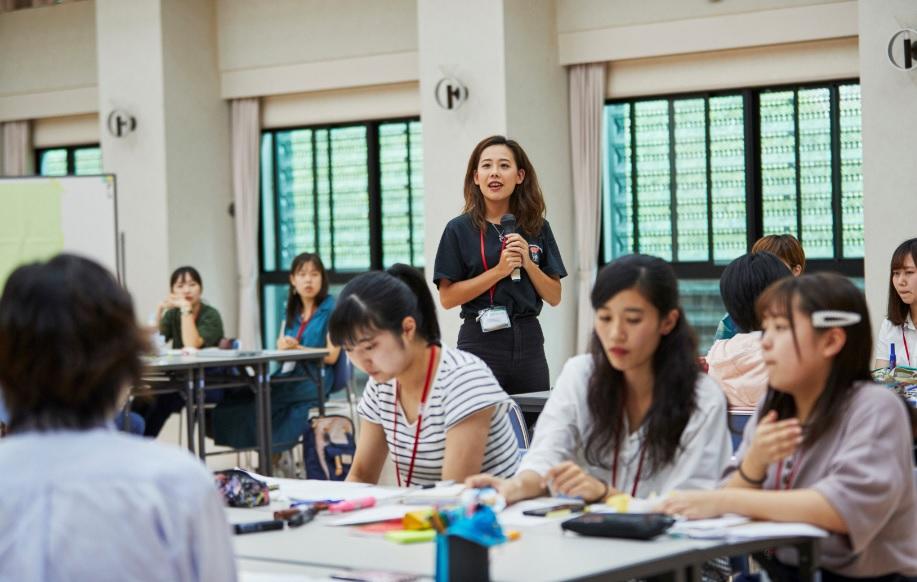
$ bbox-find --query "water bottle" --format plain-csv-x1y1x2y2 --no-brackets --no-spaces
889,342,897,371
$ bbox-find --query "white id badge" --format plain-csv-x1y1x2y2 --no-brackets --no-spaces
478,307,511,333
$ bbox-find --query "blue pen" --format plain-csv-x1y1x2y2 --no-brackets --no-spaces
290,498,342,507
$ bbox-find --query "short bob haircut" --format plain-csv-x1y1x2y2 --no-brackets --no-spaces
751,234,806,273
0,254,147,431
720,252,792,333
169,265,203,289
886,237,917,326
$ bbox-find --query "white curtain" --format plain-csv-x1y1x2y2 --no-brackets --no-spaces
568,63,605,354
231,98,262,349
1,120,33,176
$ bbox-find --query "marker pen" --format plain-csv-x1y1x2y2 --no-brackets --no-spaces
327,497,376,513
233,519,284,535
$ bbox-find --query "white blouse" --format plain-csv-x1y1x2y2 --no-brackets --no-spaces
874,315,917,367
517,354,732,498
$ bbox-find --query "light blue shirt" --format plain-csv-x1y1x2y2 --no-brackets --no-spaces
0,428,237,582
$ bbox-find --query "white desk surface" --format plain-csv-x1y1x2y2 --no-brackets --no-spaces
228,506,702,582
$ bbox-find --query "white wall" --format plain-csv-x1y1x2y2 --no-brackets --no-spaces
556,0,857,65
95,0,171,321
0,0,97,121
556,0,851,32
162,0,237,336
216,0,419,99
859,0,917,336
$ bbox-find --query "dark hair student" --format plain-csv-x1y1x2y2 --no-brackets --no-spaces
433,135,567,399
876,237,917,369
662,274,917,580
329,264,440,348
467,254,731,504
720,252,792,334
0,254,146,431
0,254,237,580
332,264,519,487
285,252,329,327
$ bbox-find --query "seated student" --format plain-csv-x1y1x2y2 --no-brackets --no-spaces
661,274,917,582
213,252,340,453
714,234,805,341
330,264,519,486
142,265,225,437
0,254,235,581
707,253,791,413
875,237,917,369
468,254,731,503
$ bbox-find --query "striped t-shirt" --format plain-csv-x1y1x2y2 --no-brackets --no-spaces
357,344,520,486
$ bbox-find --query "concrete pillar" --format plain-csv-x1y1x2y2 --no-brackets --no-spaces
96,0,235,332
418,0,575,382
859,0,917,334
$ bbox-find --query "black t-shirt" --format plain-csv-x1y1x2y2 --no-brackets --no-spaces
433,213,567,320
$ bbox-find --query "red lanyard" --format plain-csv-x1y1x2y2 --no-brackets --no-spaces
902,327,911,366
611,414,647,497
479,230,506,305
392,345,439,488
773,450,803,491
294,308,315,342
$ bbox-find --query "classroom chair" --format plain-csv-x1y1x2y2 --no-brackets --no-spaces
728,410,754,452
507,401,530,458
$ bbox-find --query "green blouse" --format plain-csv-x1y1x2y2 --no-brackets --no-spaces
159,303,224,349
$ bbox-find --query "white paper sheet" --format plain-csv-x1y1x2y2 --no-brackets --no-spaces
669,515,751,538
234,470,404,504
497,498,581,528
722,522,829,541
400,484,466,505
325,504,433,526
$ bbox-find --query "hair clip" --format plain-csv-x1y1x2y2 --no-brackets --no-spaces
811,310,862,328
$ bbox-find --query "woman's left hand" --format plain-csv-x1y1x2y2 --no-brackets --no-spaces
503,233,531,269
656,491,724,520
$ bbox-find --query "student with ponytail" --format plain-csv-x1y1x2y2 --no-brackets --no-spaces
329,264,519,486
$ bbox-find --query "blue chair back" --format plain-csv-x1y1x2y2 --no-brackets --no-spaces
728,410,753,452
507,401,530,452
330,352,352,394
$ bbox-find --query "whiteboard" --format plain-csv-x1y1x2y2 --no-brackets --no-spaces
0,175,120,286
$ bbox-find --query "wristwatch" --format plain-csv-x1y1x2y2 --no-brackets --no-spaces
180,306,192,316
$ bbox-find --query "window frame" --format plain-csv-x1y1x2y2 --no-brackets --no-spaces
258,115,423,340
601,78,862,279
35,143,102,176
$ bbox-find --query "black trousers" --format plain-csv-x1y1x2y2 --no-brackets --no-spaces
457,316,549,396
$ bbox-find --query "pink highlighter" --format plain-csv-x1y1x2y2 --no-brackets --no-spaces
327,497,376,513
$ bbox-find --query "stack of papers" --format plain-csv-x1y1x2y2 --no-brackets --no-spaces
670,515,828,541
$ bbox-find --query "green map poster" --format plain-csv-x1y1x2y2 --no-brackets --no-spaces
0,180,65,285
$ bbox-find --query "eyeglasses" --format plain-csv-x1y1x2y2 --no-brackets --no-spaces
811,310,861,328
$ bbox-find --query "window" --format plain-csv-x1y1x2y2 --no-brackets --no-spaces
36,145,103,176
603,81,862,349
259,118,423,345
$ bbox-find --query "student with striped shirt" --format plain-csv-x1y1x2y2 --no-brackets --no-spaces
328,264,519,486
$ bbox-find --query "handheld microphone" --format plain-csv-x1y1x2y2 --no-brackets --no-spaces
500,213,521,282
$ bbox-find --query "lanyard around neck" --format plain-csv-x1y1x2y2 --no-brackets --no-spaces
392,345,439,488
295,306,316,342
902,326,911,366
611,413,647,498
479,229,506,306
773,449,804,491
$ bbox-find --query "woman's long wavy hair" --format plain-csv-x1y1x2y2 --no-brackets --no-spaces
462,135,546,236
584,255,700,476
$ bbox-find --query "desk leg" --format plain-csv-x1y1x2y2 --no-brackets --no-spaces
256,363,271,476
796,540,818,582
317,362,325,417
185,370,196,454
196,368,207,462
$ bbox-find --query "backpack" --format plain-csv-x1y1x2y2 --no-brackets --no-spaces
303,415,355,480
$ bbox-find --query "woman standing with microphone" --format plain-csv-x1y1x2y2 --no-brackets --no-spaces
434,135,567,398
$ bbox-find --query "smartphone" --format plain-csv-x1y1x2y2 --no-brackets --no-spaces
521,502,585,517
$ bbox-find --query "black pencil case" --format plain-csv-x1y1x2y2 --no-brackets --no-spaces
561,513,675,540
